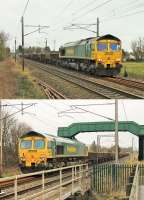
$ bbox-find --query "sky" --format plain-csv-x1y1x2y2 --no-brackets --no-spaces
0,0,144,51
2,99,144,150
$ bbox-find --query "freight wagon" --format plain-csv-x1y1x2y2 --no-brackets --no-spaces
24,34,123,77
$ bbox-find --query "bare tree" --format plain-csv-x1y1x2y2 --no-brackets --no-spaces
89,141,97,152
2,111,32,167
131,37,144,61
0,31,9,61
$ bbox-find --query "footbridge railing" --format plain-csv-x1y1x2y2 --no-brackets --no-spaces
0,163,90,200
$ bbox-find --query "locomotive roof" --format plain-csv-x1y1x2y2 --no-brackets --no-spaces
97,34,121,41
61,34,121,48
63,37,95,47
20,131,84,145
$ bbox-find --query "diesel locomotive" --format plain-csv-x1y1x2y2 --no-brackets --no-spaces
59,34,122,76
25,34,123,76
19,131,88,172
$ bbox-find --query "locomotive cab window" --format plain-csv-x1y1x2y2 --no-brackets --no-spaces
47,141,51,148
110,43,121,51
97,43,108,51
21,140,32,149
34,140,45,149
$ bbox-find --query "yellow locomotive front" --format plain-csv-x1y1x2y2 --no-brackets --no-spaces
92,34,123,76
19,132,54,171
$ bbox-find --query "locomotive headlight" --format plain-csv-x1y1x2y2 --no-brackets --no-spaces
40,156,46,161
98,58,102,62
20,157,25,161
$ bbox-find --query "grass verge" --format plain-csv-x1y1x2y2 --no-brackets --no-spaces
121,62,144,80
13,59,46,98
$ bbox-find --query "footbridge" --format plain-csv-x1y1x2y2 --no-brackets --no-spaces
58,121,144,160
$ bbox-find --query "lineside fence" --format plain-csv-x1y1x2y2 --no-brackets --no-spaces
92,163,144,199
92,163,137,193
0,164,90,200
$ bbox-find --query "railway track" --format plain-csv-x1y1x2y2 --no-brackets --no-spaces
105,76,144,91
0,165,89,200
0,154,129,199
34,79,66,99
26,59,144,99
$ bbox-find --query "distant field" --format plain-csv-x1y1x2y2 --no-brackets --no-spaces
120,62,144,80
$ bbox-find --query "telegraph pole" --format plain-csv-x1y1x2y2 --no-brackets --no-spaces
15,38,17,63
45,39,48,49
21,16,25,71
0,100,3,176
115,99,119,163
131,137,134,160
97,17,100,37
97,136,100,153
54,40,56,51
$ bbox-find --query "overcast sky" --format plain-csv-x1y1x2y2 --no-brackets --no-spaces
1,0,144,51
2,99,144,150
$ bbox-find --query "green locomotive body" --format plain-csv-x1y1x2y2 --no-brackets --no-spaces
19,131,88,172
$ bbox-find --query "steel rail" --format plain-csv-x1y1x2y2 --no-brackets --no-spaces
0,164,89,200
105,77,144,91
0,154,129,199
35,79,66,99
25,59,143,99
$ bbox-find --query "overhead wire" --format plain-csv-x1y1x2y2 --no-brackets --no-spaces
101,0,140,20
59,105,114,121
62,0,143,32
59,0,74,16
71,0,100,16
101,0,144,22
51,0,75,27
74,106,114,121
121,101,128,121
51,0,102,31
71,103,115,107
22,0,30,17
72,0,113,22
0,104,35,121
102,9,144,23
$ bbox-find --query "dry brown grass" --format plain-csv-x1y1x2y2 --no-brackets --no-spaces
0,59,18,98
0,58,45,98
2,165,21,177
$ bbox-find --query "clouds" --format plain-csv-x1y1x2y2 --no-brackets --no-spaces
0,0,144,51
2,99,144,149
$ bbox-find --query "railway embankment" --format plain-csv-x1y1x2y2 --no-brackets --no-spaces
24,59,144,99
0,59,45,98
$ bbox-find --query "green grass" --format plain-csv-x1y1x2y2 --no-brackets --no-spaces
16,74,45,98
120,62,144,80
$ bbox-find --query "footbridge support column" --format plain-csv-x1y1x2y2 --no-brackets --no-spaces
139,136,144,161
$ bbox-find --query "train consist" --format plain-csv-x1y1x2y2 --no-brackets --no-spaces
19,131,88,172
19,131,128,172
25,34,123,76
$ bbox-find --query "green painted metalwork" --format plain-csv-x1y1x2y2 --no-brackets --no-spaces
58,121,144,138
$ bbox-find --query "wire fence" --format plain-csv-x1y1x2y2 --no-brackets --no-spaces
92,163,144,200
92,163,137,193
